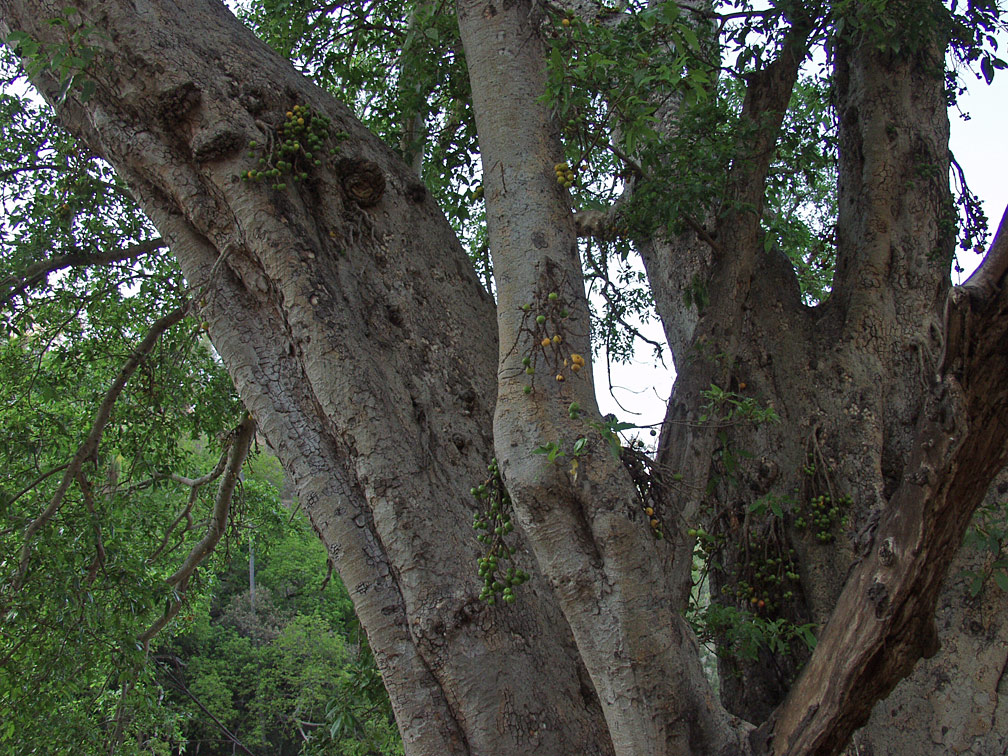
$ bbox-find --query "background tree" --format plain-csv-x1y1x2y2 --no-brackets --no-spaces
1,1,1007,755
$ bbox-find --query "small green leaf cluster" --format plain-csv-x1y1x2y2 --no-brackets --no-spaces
536,406,635,465
699,383,780,426
589,412,636,462
532,439,566,463
961,498,1008,597
5,8,106,104
543,2,709,161
241,104,345,189
472,458,528,605
689,603,817,663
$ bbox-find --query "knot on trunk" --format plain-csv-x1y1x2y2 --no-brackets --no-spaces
337,157,385,207
156,81,201,122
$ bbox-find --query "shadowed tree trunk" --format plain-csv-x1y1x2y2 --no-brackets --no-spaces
2,1,1007,755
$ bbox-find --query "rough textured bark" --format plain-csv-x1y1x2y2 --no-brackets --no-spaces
3,1,1008,755
0,2,614,753
853,475,1008,754
457,1,746,753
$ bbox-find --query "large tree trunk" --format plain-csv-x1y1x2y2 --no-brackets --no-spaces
3,1,1008,755
0,2,616,753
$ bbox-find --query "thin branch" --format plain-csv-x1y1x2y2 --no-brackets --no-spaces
3,463,70,511
76,471,107,586
320,558,335,592
1,238,165,308
138,414,256,647
146,447,232,565
583,245,666,353
13,302,189,589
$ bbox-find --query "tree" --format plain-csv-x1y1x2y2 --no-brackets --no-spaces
1,0,1007,754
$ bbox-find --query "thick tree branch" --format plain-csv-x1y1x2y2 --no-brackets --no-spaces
760,231,1008,756
652,19,811,608
717,19,812,254
0,238,165,307
458,0,746,753
961,202,1008,302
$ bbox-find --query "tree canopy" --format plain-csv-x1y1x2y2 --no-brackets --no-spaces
1,0,1008,755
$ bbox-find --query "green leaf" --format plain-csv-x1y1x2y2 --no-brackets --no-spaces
968,572,985,597
993,571,1008,592
679,25,700,53
79,78,97,102
981,55,995,84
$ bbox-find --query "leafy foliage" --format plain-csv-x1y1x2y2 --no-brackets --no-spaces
0,48,399,753
162,517,401,756
962,495,1008,597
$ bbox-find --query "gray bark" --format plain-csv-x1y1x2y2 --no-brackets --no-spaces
456,0,747,753
0,1,613,753
3,1,1008,756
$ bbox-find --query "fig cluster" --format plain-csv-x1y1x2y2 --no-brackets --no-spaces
472,458,529,604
